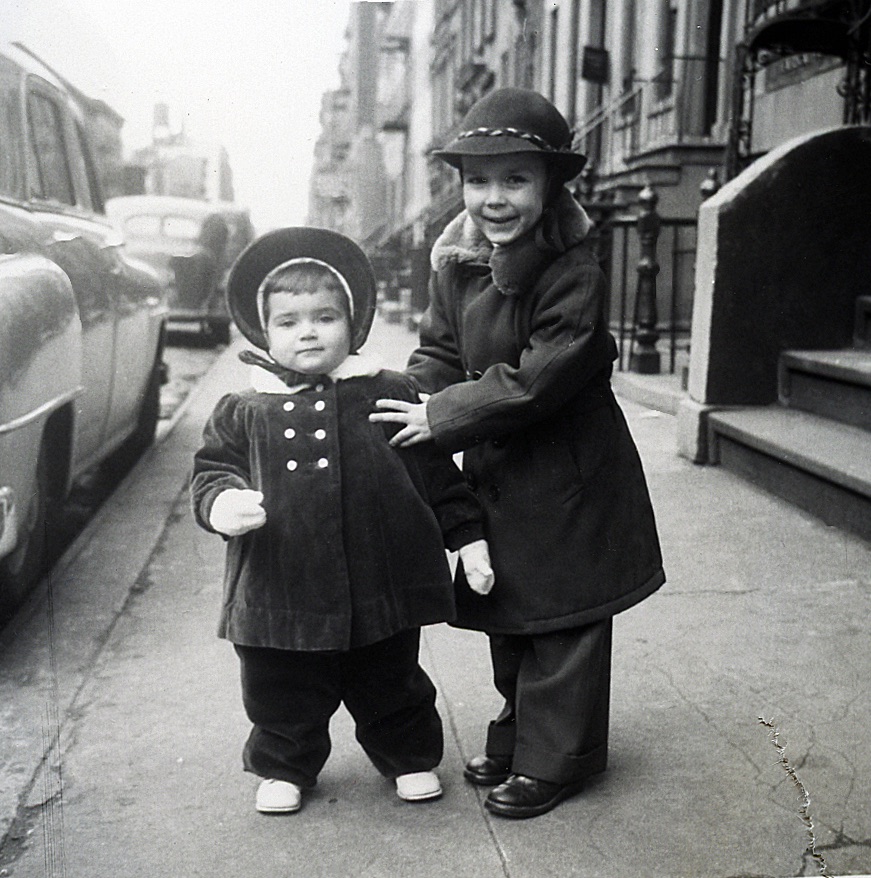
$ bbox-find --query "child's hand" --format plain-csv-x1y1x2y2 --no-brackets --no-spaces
209,489,267,537
369,397,432,447
458,539,495,595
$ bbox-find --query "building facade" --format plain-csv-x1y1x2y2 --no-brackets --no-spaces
308,0,869,342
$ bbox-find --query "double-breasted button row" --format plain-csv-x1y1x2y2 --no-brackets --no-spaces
282,393,331,474
285,458,329,471
284,427,327,441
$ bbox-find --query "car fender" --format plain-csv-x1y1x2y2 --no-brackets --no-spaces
0,252,82,560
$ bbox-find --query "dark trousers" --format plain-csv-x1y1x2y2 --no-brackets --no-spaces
484,618,613,785
234,629,442,788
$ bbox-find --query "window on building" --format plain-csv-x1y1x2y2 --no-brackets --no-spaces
655,0,678,102
704,0,724,134
27,91,74,205
485,0,497,40
549,7,559,101
620,0,638,114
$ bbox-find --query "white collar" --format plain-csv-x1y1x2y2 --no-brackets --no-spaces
249,352,382,394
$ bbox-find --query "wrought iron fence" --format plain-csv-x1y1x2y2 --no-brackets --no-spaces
600,212,697,375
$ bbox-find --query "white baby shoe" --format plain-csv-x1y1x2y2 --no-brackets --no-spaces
395,770,442,802
255,778,302,813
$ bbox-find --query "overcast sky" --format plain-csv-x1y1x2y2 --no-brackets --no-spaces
8,0,355,231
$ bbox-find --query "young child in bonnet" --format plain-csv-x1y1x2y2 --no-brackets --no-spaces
191,227,493,814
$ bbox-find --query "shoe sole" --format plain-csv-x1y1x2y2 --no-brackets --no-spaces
256,803,301,814
396,789,443,802
483,780,584,819
463,768,510,786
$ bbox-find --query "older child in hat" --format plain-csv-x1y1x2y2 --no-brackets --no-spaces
191,227,493,814
371,88,665,819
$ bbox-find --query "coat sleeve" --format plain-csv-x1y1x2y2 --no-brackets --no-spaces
400,442,485,552
405,269,467,393
377,372,484,552
426,257,616,453
190,393,253,534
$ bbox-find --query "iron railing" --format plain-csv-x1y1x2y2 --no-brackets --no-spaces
602,212,697,375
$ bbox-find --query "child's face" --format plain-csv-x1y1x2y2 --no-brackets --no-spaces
265,286,351,375
462,152,549,247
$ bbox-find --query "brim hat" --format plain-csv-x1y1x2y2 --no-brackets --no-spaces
226,226,377,353
432,87,587,185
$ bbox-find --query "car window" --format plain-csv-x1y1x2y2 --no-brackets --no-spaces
27,90,75,205
0,57,25,200
124,214,162,237
73,122,101,213
162,215,201,240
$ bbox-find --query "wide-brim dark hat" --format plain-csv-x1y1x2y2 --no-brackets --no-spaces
226,226,377,353
432,87,587,184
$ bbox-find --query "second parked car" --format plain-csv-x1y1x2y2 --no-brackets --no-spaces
106,195,254,344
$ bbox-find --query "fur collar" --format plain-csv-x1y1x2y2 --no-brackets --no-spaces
430,189,593,296
249,352,382,394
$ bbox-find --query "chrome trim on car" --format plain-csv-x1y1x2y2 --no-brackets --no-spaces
0,387,83,436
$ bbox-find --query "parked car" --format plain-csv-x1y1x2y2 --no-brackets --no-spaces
0,43,168,615
105,195,254,344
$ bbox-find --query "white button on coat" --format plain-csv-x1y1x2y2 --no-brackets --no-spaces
283,401,295,412
286,460,298,471
284,428,296,439
317,458,329,468
314,400,326,411
315,429,326,440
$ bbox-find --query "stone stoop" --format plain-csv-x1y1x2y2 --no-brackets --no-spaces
707,346,871,542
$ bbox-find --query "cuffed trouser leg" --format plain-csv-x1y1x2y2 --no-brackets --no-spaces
235,644,341,789
342,629,443,778
485,618,613,785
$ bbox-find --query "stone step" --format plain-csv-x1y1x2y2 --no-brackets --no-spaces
708,406,871,542
779,349,871,430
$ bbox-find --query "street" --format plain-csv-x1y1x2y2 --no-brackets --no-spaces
0,316,870,877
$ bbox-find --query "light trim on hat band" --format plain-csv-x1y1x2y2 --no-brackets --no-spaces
457,126,562,152
256,257,355,332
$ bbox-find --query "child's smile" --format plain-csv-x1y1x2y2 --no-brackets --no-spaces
265,288,351,375
462,153,549,247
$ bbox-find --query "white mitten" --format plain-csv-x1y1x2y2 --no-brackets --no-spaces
209,489,266,537
458,539,495,595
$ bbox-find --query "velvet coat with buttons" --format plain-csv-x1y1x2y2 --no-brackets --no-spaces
191,369,484,651
406,190,665,635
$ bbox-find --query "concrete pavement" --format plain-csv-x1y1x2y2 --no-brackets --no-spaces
1,315,870,877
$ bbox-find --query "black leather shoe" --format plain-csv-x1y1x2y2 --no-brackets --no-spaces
484,774,585,818
463,754,512,786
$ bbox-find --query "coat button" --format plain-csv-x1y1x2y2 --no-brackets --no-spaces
317,458,329,468
314,400,326,411
314,429,326,440
284,428,296,439
315,383,325,392
283,401,295,412
487,484,500,502
286,460,298,471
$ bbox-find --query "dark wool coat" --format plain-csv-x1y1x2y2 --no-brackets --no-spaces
406,190,665,635
191,368,484,651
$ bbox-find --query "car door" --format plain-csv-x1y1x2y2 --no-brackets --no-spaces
25,78,116,473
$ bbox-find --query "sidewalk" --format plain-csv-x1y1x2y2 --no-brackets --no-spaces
1,315,870,877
